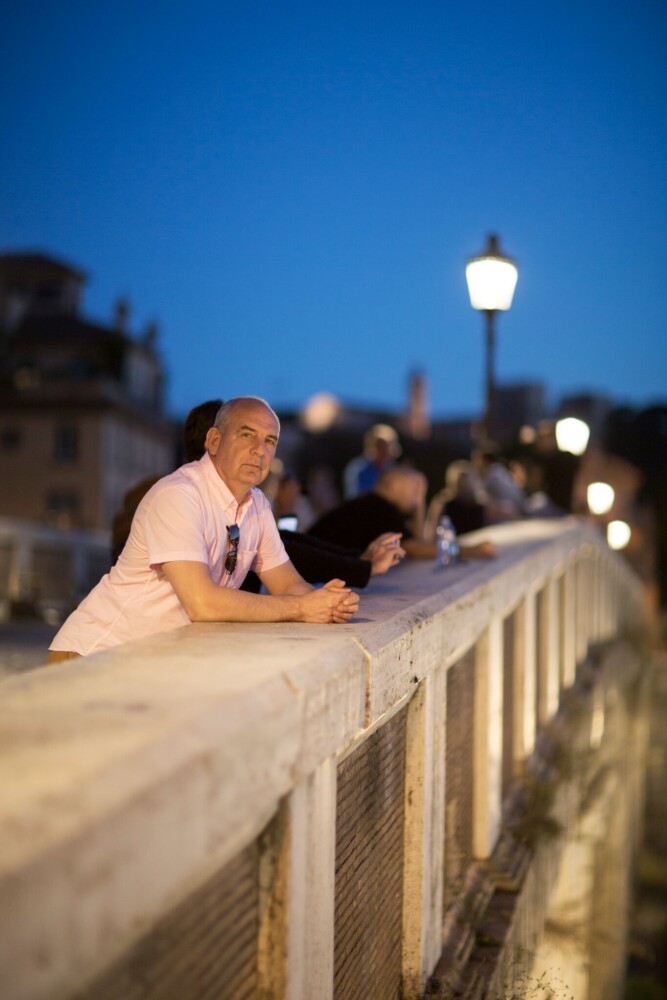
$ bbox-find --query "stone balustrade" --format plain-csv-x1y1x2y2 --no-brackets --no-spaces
0,518,647,1000
0,516,110,622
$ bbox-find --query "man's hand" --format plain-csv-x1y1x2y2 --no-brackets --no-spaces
361,533,406,576
297,579,360,624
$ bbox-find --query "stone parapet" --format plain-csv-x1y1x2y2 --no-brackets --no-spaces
0,518,646,1000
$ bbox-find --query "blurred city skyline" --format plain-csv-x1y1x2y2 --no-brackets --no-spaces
1,0,666,419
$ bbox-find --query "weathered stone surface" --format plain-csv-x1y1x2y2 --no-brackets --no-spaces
0,519,646,1000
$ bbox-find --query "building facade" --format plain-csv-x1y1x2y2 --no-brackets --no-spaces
0,252,176,532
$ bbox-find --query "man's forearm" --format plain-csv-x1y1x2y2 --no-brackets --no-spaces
185,580,305,623
162,560,359,625
162,561,304,622
190,587,305,622
402,538,437,559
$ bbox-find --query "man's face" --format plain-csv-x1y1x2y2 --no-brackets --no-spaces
207,402,279,499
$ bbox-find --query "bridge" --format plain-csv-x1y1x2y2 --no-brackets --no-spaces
0,517,652,999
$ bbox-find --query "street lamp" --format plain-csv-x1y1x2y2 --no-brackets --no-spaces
466,234,518,443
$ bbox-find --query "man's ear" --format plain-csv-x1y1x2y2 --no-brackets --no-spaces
205,427,220,455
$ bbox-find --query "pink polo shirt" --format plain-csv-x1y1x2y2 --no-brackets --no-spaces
50,454,289,656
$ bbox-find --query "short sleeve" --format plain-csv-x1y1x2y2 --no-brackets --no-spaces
142,483,209,567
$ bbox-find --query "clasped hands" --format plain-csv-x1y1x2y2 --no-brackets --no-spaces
300,578,360,624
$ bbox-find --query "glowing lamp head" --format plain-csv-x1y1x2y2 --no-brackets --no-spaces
466,234,518,312
587,482,615,516
300,392,341,433
607,520,631,550
555,417,590,456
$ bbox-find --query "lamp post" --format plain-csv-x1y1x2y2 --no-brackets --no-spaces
466,234,518,443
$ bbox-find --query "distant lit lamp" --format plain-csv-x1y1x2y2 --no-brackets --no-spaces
518,425,537,445
466,234,518,443
607,520,631,550
555,417,590,456
587,482,615,516
300,392,340,432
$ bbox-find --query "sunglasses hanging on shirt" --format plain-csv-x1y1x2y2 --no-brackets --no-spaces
225,523,240,574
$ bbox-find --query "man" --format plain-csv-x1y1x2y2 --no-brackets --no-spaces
424,460,487,539
180,400,405,587
471,444,525,522
308,466,496,561
182,397,223,462
48,397,360,661
111,398,405,589
343,423,401,498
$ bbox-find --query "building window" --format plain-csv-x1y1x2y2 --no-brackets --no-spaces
54,424,78,463
46,490,80,528
0,426,21,450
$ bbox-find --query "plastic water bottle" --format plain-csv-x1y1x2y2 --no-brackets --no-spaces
436,515,459,567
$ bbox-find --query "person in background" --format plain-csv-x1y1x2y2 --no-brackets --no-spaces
241,528,405,593
183,398,223,461
343,423,401,498
48,397,360,662
472,444,525,523
424,460,487,541
309,466,495,561
272,469,316,533
515,455,567,518
305,465,340,519
111,473,162,564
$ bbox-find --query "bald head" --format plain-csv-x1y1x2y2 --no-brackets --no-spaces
214,396,280,437
375,467,426,514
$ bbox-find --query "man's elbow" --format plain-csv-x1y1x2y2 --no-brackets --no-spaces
178,593,217,622
162,565,219,621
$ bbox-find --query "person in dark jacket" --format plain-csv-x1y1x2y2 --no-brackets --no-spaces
309,467,495,561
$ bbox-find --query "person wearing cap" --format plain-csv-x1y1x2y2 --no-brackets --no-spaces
343,423,401,498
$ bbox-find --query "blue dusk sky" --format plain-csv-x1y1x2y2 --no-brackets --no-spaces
1,0,666,420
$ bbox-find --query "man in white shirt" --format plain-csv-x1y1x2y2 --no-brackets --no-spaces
49,397,359,660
